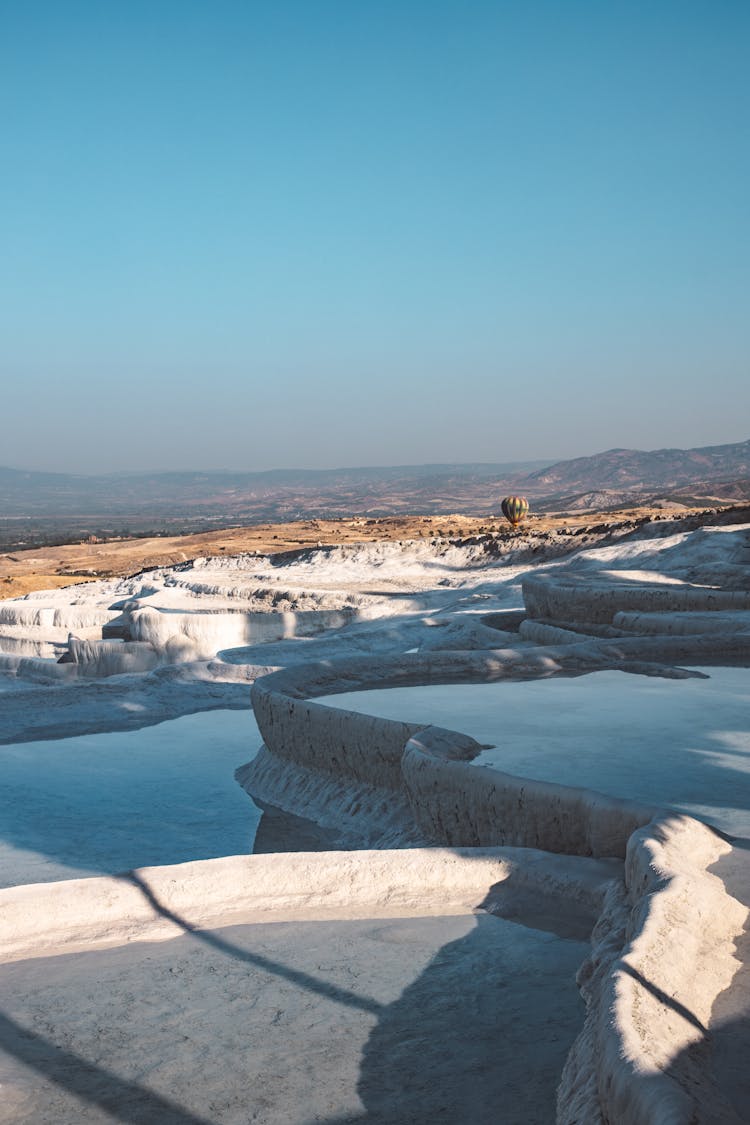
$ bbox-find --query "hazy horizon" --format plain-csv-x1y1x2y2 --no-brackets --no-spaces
4,431,750,477
2,435,748,480
2,457,550,477
2,2,748,474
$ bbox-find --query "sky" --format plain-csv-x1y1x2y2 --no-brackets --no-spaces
1,1,748,473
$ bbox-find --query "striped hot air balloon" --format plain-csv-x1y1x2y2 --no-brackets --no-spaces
500,496,529,528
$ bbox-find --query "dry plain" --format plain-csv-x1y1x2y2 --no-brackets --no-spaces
0,506,710,599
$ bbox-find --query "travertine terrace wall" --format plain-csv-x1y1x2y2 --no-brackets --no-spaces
249,648,684,860
402,726,655,859
518,620,750,662
523,572,750,626
127,605,359,660
0,846,613,964
250,650,565,794
559,814,745,1124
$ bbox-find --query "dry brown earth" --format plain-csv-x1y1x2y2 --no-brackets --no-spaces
0,507,717,600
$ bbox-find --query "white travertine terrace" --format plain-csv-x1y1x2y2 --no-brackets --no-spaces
0,846,616,965
242,659,747,1123
237,526,750,1123
0,514,748,1121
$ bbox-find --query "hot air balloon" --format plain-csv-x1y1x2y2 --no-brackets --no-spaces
501,496,529,529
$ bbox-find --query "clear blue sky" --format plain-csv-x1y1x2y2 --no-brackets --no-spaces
1,1,748,472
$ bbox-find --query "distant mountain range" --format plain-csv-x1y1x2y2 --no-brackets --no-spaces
0,460,548,520
0,441,748,548
523,439,750,496
518,439,750,510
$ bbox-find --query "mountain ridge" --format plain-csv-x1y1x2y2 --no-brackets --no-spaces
520,439,750,493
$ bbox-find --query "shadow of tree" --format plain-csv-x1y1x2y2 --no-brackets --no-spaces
347,911,587,1125
120,873,588,1125
704,1013,750,1120
0,1010,213,1125
124,872,383,1017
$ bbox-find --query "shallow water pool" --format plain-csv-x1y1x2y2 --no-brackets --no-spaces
0,709,263,887
323,667,750,838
